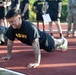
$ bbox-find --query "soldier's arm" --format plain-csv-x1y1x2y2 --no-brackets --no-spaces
28,38,41,68
1,39,14,60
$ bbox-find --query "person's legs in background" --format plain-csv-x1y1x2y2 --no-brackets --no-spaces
49,21,53,36
49,18,63,38
73,14,76,37
0,26,5,44
36,12,45,31
66,14,72,37
37,21,39,29
42,20,45,31
54,18,63,38
0,26,8,45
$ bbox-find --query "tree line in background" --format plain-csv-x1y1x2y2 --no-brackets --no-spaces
29,0,68,22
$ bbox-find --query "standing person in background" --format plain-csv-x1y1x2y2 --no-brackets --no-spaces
6,0,20,27
0,0,7,27
45,0,63,38
11,0,20,9
66,0,76,38
20,0,29,20
0,0,11,44
32,0,46,31
6,0,11,27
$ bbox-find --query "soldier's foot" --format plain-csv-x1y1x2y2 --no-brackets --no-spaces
56,37,68,52
0,41,5,45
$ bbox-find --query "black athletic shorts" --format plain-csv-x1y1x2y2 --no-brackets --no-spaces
22,10,29,20
50,14,58,21
47,8,58,21
42,33,55,52
0,7,7,19
36,12,43,21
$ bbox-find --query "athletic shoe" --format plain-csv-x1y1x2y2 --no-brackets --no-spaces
57,37,68,52
0,41,5,45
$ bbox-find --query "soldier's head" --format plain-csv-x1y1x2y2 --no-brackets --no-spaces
6,8,22,29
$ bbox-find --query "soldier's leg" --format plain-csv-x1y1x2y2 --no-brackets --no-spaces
0,26,5,44
0,34,5,44
0,26,8,45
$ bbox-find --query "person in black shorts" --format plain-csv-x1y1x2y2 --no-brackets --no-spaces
10,0,20,9
1,8,68,68
20,0,29,20
0,0,7,26
6,0,20,27
0,0,6,44
32,0,45,31
45,0,63,38
0,0,10,44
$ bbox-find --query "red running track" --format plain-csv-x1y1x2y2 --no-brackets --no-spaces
0,23,76,75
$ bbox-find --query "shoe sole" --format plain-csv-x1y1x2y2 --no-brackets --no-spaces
61,38,68,52
56,38,68,52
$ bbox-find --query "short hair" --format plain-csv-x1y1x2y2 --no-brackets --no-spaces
6,7,21,19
